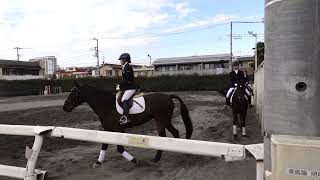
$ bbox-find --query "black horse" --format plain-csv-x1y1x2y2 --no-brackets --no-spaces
231,80,249,137
63,82,193,167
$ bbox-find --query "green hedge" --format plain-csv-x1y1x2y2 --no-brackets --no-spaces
0,75,229,97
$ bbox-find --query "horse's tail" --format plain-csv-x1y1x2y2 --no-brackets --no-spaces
170,95,193,139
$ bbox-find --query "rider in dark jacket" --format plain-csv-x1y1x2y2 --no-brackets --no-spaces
225,61,244,108
117,53,138,125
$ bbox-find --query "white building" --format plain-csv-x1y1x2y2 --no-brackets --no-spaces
29,56,57,77
153,54,231,76
133,65,154,77
0,59,44,80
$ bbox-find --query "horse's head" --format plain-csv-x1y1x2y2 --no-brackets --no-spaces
63,81,85,112
235,79,247,100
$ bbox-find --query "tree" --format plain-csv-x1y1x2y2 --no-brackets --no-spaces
257,42,264,67
250,42,265,69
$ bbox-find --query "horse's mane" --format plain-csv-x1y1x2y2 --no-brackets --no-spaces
81,84,115,101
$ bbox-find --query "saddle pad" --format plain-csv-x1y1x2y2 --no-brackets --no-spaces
116,92,146,115
230,88,250,103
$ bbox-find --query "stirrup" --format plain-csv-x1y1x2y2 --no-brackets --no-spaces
119,115,129,125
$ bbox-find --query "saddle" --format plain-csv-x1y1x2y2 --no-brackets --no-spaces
230,87,250,104
116,90,146,115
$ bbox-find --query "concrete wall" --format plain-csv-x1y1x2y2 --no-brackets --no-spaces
264,0,320,170
254,62,264,130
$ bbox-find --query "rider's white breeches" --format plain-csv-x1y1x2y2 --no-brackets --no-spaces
226,87,251,98
226,88,235,98
121,90,136,102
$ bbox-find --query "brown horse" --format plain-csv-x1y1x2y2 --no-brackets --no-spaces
63,82,193,167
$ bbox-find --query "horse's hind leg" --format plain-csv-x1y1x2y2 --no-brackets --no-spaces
117,145,138,165
92,143,109,168
153,126,166,163
166,123,180,138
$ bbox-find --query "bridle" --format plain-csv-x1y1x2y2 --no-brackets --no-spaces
64,87,81,108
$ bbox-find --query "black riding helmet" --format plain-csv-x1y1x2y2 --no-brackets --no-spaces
118,53,131,63
232,61,239,67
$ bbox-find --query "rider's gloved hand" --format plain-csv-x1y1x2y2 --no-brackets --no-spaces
116,84,120,91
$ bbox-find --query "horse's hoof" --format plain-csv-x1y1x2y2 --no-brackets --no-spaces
151,158,160,163
134,159,142,167
92,161,102,168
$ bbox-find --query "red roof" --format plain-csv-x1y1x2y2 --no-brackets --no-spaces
101,63,122,69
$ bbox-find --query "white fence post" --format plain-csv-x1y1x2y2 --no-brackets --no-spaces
25,135,44,180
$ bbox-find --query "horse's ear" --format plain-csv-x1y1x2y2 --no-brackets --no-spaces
74,80,80,88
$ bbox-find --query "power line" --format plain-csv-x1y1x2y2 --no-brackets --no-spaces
100,22,230,40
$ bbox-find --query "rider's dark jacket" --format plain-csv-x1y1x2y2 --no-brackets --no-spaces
244,74,250,83
119,63,137,91
229,70,244,87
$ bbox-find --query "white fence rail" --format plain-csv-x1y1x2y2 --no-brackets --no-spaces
0,125,263,180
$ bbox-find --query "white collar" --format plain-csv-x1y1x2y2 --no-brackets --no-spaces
234,69,239,74
122,62,128,70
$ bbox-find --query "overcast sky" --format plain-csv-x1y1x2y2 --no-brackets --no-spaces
0,0,264,68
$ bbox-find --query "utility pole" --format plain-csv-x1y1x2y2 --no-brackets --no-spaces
230,22,233,71
13,47,22,61
92,38,99,76
230,21,263,70
248,31,258,70
148,54,152,76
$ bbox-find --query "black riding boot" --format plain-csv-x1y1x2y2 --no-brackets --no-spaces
248,96,253,108
225,97,231,109
120,100,130,125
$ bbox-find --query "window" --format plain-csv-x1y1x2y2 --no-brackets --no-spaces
208,63,227,69
169,65,176,71
178,65,183,70
214,64,223,68
106,70,112,76
192,64,199,70
178,64,193,70
185,65,192,70
115,70,119,76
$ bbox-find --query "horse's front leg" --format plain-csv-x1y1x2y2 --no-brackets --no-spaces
92,143,108,168
240,109,248,136
232,110,238,137
117,145,138,165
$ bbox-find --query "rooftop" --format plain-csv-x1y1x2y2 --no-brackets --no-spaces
0,59,41,69
236,56,254,62
100,63,122,69
153,54,230,65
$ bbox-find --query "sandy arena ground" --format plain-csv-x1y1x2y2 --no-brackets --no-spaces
0,91,262,180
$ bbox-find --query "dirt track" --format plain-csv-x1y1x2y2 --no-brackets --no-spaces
0,91,262,180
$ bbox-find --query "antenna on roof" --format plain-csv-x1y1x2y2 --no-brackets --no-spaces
13,47,32,61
